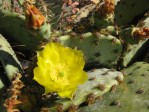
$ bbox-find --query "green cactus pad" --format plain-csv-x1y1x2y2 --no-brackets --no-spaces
122,39,149,67
79,62,149,112
43,68,124,111
94,14,114,29
0,34,22,81
56,32,122,68
0,10,51,51
119,30,149,67
119,15,149,67
114,0,149,27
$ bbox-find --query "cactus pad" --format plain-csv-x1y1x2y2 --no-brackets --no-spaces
79,62,149,112
43,68,124,112
115,0,149,27
56,32,122,68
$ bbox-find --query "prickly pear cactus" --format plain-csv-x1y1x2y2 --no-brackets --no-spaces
121,39,149,67
0,10,51,51
53,32,123,68
0,34,22,81
119,15,149,67
0,34,23,111
115,0,149,27
0,0,149,111
79,62,149,112
0,0,51,51
42,68,124,112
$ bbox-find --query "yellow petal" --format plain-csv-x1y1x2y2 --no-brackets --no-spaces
58,88,76,99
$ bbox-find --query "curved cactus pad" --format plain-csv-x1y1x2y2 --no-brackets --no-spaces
42,68,124,111
79,62,149,112
57,32,122,68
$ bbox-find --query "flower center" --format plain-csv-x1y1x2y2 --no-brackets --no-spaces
50,63,69,86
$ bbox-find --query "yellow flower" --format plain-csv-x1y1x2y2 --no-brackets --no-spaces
33,42,88,99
